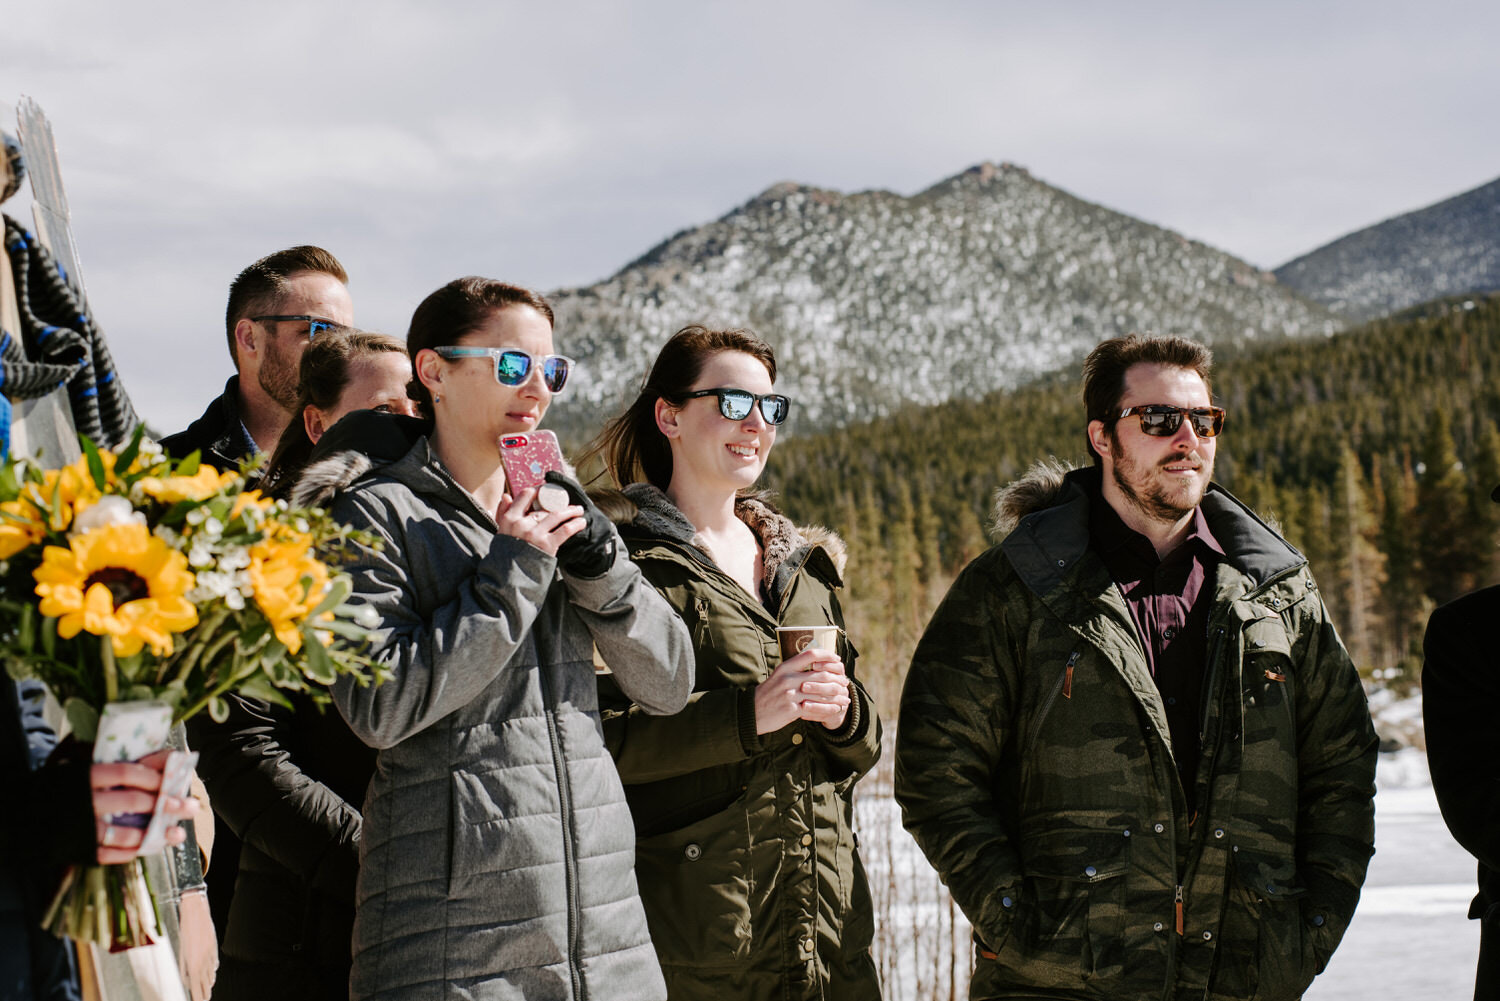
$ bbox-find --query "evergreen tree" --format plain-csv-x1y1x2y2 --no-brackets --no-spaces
1417,410,1484,605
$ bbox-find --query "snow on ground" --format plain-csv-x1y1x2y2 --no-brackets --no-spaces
860,747,1481,1000
1307,748,1479,1000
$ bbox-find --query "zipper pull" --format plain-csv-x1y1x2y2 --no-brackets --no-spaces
1175,885,1185,936
1063,652,1078,700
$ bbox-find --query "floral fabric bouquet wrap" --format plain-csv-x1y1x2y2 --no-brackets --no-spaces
0,428,385,951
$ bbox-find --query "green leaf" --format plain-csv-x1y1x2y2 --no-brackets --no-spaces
236,674,294,711
64,698,100,742
300,634,339,686
208,696,229,723
0,461,20,501
80,436,108,490
114,425,146,474
122,684,155,702
175,451,202,477
307,575,352,619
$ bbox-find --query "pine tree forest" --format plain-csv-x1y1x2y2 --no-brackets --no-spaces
763,295,1500,717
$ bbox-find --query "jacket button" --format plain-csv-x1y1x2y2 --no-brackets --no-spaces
802,938,815,953
1123,829,1131,838
1266,883,1277,894
1313,914,1325,927
1154,823,1165,834
791,733,804,745
1084,866,1097,877
1002,896,1014,908
1203,931,1213,941
684,843,702,861
1056,559,1065,568
1214,828,1225,839
800,833,813,847
1153,922,1164,932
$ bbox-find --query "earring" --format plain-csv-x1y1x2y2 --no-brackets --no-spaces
434,395,442,404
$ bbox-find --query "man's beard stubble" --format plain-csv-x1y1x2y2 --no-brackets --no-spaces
1110,432,1211,525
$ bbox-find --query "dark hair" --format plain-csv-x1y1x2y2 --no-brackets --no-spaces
259,330,410,498
406,277,555,412
586,324,777,490
1082,333,1213,464
224,245,348,365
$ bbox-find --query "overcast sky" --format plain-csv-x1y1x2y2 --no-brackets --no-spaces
3,0,1497,434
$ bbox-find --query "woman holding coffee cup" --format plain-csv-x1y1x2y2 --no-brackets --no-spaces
588,324,882,1001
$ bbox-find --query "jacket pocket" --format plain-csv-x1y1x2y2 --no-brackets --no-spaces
634,797,753,968
1214,848,1317,1001
1002,818,1130,986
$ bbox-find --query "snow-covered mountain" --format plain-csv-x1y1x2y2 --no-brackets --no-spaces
550,162,1339,438
1275,175,1500,322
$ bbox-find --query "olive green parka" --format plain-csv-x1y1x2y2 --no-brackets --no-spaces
600,484,883,1001
895,464,1378,1001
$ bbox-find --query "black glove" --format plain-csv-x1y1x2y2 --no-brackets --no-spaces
545,471,617,579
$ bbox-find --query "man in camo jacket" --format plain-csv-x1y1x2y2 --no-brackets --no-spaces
895,334,1377,1001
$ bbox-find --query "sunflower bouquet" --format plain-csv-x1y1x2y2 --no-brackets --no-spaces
0,427,385,951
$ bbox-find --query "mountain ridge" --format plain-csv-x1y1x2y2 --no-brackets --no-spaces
548,161,1340,440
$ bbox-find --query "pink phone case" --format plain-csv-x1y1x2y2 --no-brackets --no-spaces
499,431,567,509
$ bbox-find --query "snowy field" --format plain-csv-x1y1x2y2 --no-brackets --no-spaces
1307,748,1479,1001
860,748,1481,1000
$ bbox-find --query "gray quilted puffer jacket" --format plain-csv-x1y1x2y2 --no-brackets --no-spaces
315,436,694,1001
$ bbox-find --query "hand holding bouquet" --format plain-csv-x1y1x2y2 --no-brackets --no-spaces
0,428,385,950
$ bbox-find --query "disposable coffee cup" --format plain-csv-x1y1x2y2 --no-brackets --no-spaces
777,625,843,663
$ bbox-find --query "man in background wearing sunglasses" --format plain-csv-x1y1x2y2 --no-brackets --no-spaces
160,244,353,470
896,333,1377,1001
157,244,352,942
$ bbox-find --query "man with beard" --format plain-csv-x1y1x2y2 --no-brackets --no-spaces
160,245,352,469
159,245,351,941
895,334,1377,1001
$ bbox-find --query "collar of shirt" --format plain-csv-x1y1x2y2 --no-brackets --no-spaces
1088,483,1224,577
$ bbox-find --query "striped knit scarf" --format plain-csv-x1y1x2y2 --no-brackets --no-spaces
2,214,139,450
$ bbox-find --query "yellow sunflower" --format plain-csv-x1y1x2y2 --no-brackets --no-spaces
0,498,48,559
34,521,199,657
248,528,330,654
137,465,240,504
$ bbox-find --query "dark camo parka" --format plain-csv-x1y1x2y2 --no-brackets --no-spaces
895,466,1377,1001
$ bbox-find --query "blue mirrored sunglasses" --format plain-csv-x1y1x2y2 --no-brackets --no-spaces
433,346,573,393
250,315,350,339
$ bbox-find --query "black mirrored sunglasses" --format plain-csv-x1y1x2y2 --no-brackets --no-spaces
1111,404,1226,438
681,388,791,425
250,314,350,339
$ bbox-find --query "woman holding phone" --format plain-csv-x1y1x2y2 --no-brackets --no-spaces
314,278,693,1001
589,324,882,1001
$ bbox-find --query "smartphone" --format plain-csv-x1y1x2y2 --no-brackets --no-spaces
499,430,569,511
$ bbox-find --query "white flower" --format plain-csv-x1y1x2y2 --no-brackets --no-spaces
218,547,251,571
188,543,216,569
186,508,207,526
224,589,245,611
154,524,183,548
72,496,147,536
202,516,224,539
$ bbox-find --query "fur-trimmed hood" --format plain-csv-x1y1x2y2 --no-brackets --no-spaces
291,411,430,509
995,458,1305,597
992,456,1078,537
613,483,847,585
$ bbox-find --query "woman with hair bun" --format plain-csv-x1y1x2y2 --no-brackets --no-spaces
188,328,421,1001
